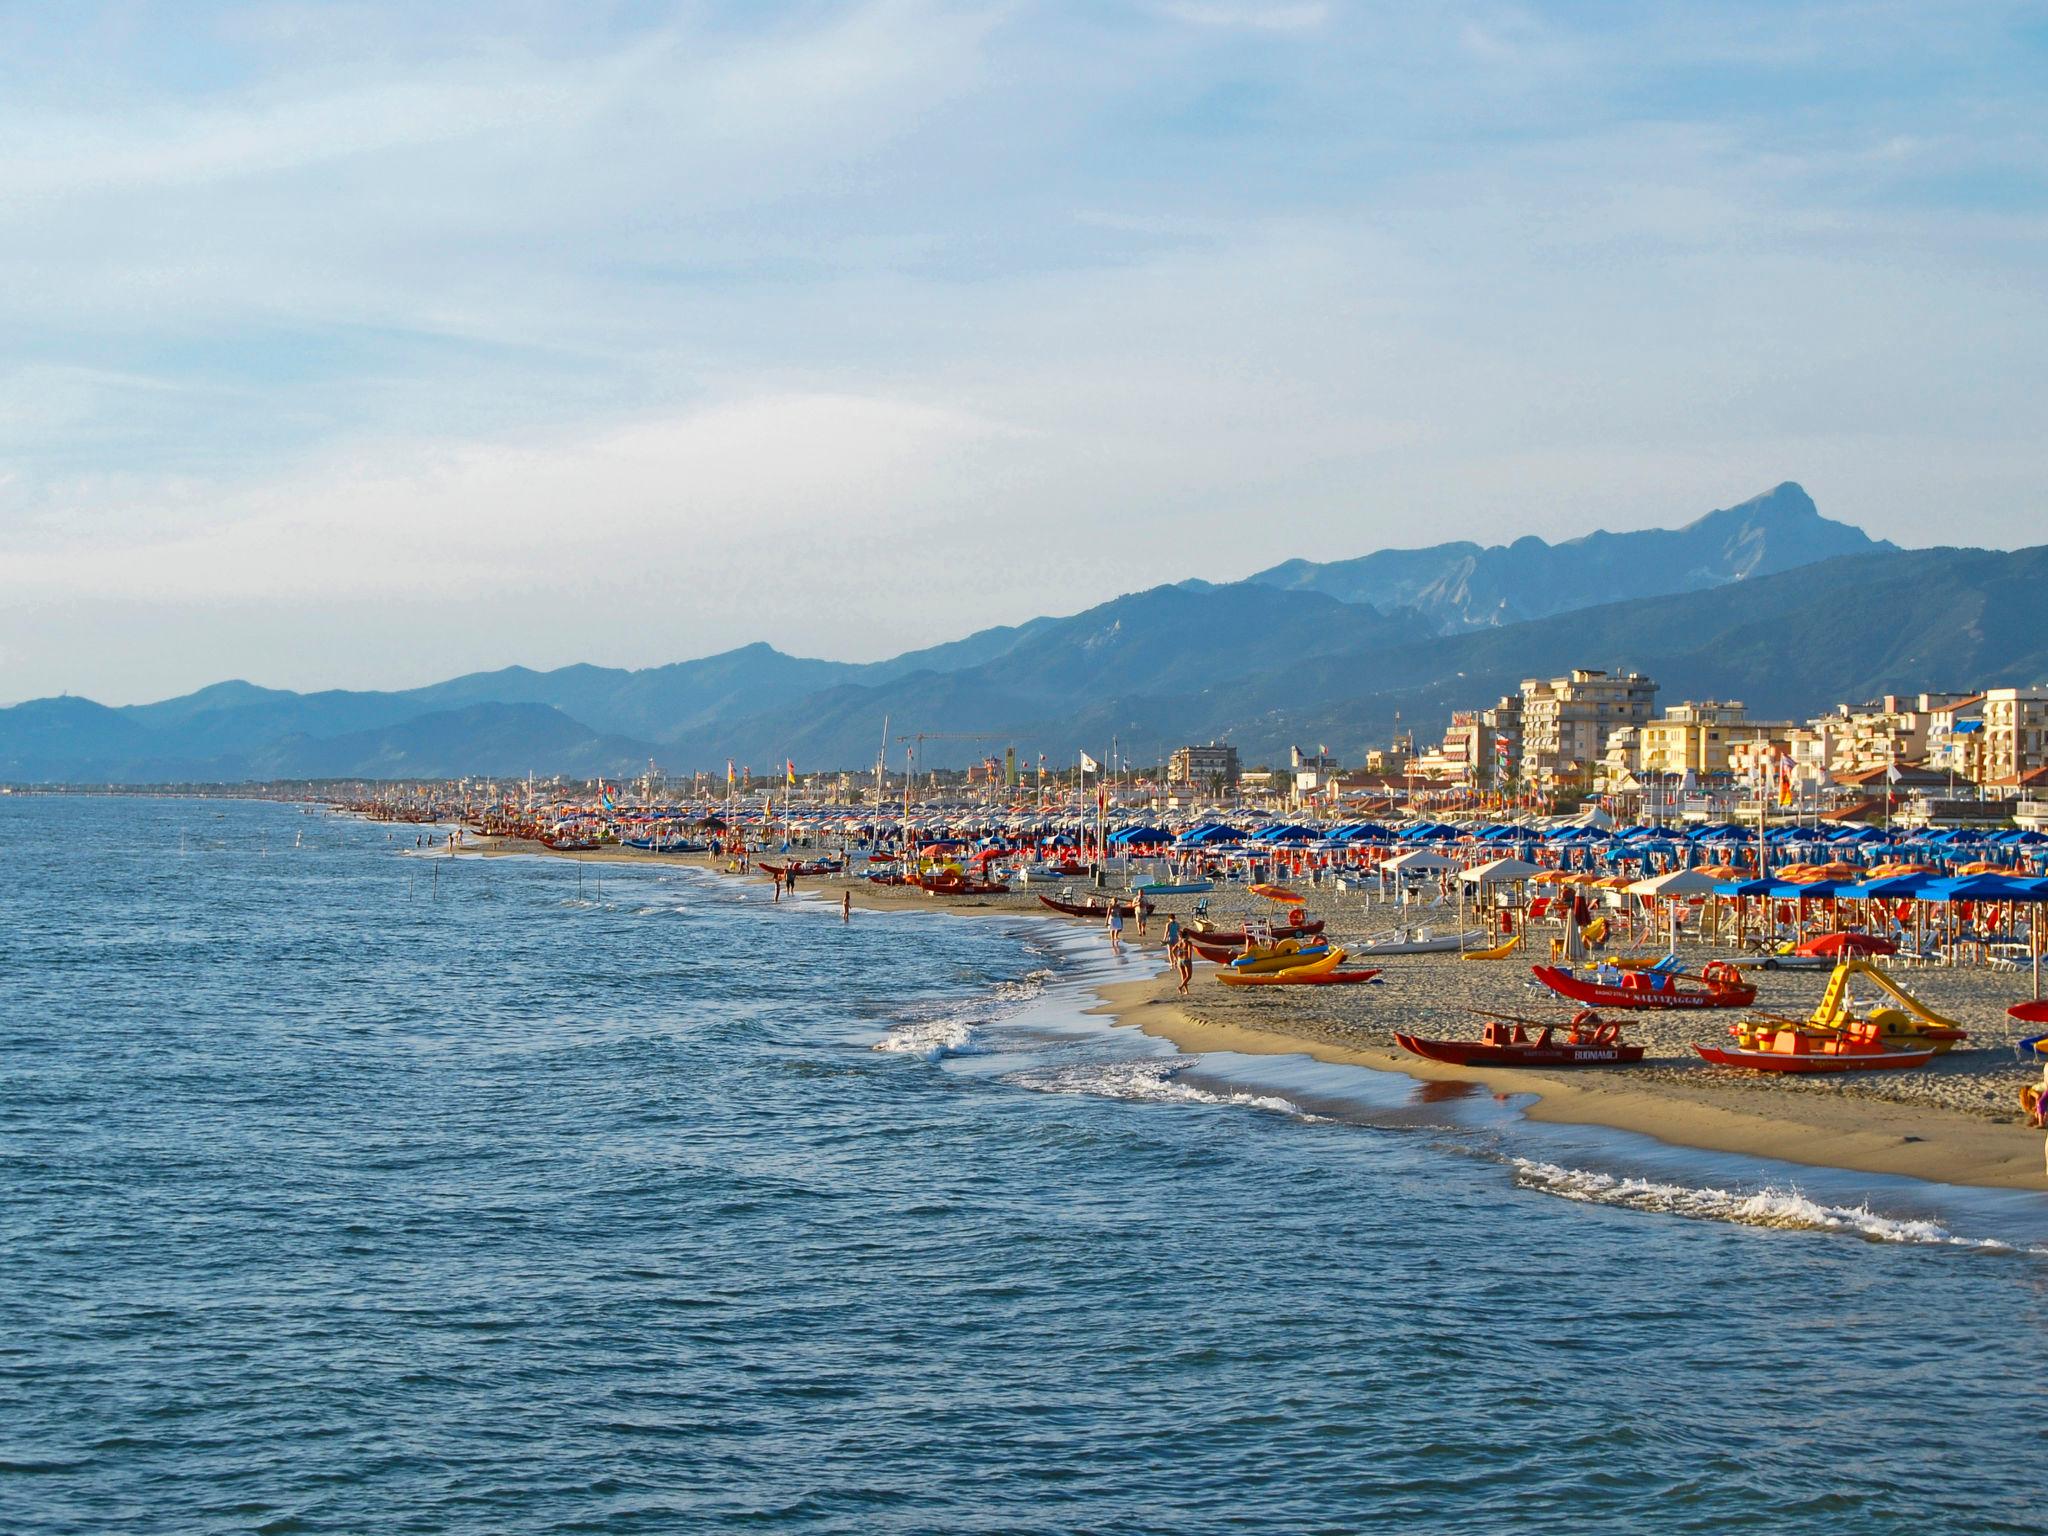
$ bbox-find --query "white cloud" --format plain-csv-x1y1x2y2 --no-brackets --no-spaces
1,392,1013,603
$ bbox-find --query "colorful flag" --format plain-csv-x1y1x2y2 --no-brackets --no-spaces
725,760,735,791
1777,753,1796,807
1079,751,1100,774
786,759,796,786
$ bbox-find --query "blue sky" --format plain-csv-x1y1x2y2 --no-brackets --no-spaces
3,0,2044,703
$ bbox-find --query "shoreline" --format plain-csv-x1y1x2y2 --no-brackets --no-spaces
439,831,2047,1192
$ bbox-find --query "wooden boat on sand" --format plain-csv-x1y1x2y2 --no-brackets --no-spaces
1037,893,1155,919
1394,1011,1643,1067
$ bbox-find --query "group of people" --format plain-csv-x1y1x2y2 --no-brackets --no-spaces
1106,904,1195,993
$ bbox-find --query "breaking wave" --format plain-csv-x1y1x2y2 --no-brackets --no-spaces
1004,1057,1304,1117
1511,1159,2029,1251
992,967,1056,1003
874,1014,988,1062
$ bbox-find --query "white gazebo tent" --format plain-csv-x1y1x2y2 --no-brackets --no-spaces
1379,847,1462,908
1457,856,1545,953
1627,867,1724,954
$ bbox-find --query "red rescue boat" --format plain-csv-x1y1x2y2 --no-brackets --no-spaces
1530,961,1754,1010
2008,1000,2048,1025
1394,1011,1644,1067
1184,919,1324,945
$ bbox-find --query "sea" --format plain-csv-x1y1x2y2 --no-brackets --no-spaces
4,796,2044,1535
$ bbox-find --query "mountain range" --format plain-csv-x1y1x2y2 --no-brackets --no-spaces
5,482,2040,784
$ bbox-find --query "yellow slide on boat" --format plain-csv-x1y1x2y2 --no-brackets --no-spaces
1219,949,1345,985
1460,933,1523,962
1230,938,1335,975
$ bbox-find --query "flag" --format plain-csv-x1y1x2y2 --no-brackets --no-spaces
1885,762,1901,784
786,759,796,787
1777,754,1796,807
1079,751,1100,774
725,760,735,791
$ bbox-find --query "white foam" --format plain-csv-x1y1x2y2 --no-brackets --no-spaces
1007,1057,1303,1116
1510,1159,2026,1251
874,1015,987,1062
992,967,1056,1003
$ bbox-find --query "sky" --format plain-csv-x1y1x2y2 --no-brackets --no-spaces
3,0,2045,705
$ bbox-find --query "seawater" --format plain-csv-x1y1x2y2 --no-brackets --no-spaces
3,797,2043,1535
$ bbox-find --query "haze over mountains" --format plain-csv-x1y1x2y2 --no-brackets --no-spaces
5,484,2039,784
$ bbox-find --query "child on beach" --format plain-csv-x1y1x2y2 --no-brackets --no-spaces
1107,906,1124,952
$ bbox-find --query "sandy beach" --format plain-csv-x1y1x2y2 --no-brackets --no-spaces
443,832,2048,1190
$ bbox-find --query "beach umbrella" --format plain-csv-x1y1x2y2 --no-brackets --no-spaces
1799,931,1898,958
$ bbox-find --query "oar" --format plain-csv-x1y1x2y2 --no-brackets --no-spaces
1466,1008,1586,1032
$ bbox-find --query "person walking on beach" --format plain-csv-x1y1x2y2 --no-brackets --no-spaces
1174,937,1194,995
1107,905,1124,953
1164,914,1181,951
771,869,784,903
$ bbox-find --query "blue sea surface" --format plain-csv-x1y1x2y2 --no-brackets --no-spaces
3,797,2044,1534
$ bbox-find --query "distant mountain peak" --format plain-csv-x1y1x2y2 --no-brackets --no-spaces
1245,483,1889,632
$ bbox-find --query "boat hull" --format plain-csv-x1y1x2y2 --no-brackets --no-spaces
1694,1043,1936,1073
1229,946,1334,975
1353,931,1484,956
1531,964,1754,1010
1394,1033,1645,1067
1036,894,1154,918
1221,967,1382,988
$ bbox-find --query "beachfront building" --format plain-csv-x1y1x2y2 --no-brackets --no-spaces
1290,745,1341,802
1797,692,1958,776
1637,700,1787,777
1979,687,2048,785
1426,695,1522,788
1167,742,1240,791
1517,669,1657,791
1926,694,1988,779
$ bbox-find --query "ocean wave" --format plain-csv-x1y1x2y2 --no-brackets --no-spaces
991,967,1056,1003
1510,1159,2028,1251
874,1014,989,1062
1006,1057,1303,1116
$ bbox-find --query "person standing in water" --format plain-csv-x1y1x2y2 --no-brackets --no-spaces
842,890,852,923
1107,905,1124,953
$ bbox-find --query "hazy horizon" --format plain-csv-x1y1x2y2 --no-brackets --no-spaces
5,2,2044,705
